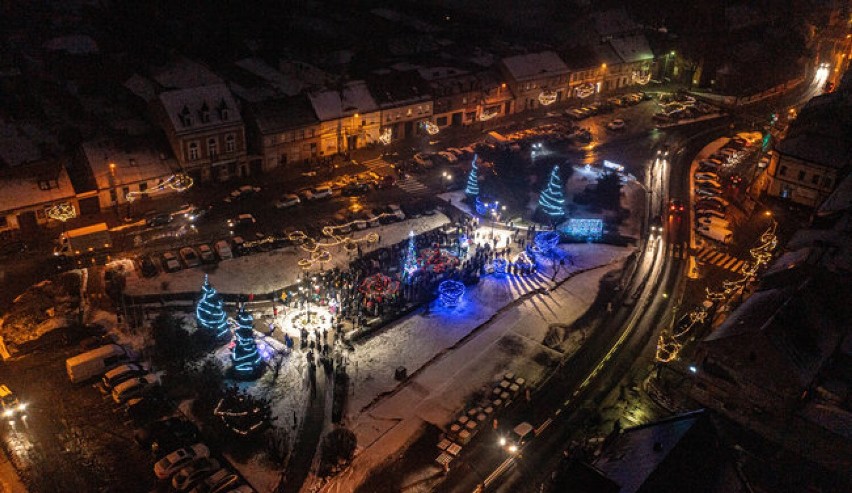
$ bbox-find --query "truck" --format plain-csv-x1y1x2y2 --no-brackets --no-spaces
697,226,733,245
66,344,135,383
499,422,534,453
54,223,112,258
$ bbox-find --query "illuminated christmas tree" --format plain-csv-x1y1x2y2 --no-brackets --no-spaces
196,275,229,340
231,305,262,378
402,230,418,279
538,165,566,222
465,154,480,198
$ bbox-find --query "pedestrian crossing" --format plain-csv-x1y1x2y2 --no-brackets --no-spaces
695,247,746,273
362,157,385,170
396,177,429,194
667,242,689,260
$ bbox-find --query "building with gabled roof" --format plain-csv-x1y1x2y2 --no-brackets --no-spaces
0,159,77,233
153,84,248,182
418,66,482,128
244,94,321,171
369,70,433,142
308,81,381,155
498,51,570,112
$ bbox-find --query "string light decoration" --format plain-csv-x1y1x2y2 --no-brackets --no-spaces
465,154,480,198
573,83,595,99
538,165,566,220
196,275,229,340
538,91,558,106
656,220,778,363
418,246,461,274
479,107,500,121
379,128,393,145
46,202,76,222
231,305,262,378
213,386,271,436
631,70,652,85
402,230,418,278
125,172,193,200
493,256,508,276
359,273,400,302
438,280,465,307
420,121,440,135
532,230,561,256
287,213,403,270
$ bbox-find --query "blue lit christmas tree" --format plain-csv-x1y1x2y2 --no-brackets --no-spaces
402,230,418,280
538,165,566,222
196,275,229,340
231,305,262,378
465,154,480,198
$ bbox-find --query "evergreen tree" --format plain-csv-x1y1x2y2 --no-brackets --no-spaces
231,305,262,378
196,275,229,339
538,165,566,221
402,230,418,279
465,154,480,198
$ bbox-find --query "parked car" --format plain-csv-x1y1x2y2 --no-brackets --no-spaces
0,385,26,419
197,244,216,264
172,457,220,492
696,216,731,229
341,183,370,196
695,187,722,198
446,147,465,157
437,151,458,163
140,255,159,277
363,211,380,228
125,394,172,423
606,119,626,131
214,240,233,260
102,363,149,391
147,213,173,227
179,247,201,268
154,444,210,480
332,214,352,234
188,469,240,493
387,204,406,221
694,178,722,189
135,417,200,457
230,236,248,256
111,373,159,404
274,194,301,209
413,152,433,168
350,214,368,230
309,186,333,200
699,195,730,207
161,252,182,273
184,206,211,223
696,209,726,220
227,185,261,201
227,214,256,229
694,172,719,181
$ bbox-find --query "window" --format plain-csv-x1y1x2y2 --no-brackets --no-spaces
38,179,58,190
298,129,305,140
308,129,315,138
436,116,448,126
139,182,147,192
0,216,7,228
811,174,820,185
188,142,199,160
406,108,413,117
110,189,118,203
361,119,366,127
207,138,217,157
225,134,235,152
779,165,787,176
122,187,130,200
797,170,805,181
462,97,467,105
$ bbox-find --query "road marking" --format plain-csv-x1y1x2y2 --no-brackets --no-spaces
695,246,746,273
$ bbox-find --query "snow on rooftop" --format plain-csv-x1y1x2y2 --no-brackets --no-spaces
0,163,76,213
81,139,178,191
234,58,303,97
158,84,242,133
151,57,224,90
309,81,378,121
501,51,569,81
341,81,378,113
42,34,99,55
417,66,469,81
609,35,653,64
0,119,42,167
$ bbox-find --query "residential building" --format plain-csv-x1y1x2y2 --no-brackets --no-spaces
498,51,571,112
370,71,433,142
0,160,77,233
244,94,321,171
475,69,514,122
153,84,248,182
418,66,481,128
561,46,604,100
308,81,381,156
78,137,180,212
764,88,851,207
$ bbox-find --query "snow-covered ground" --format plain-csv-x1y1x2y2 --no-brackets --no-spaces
124,214,450,296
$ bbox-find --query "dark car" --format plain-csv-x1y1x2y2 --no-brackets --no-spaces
140,256,159,277
147,213,173,227
134,416,200,457
694,200,726,212
373,207,395,224
342,183,370,196
125,394,172,423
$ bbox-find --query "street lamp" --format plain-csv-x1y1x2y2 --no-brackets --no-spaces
442,171,453,191
663,51,676,81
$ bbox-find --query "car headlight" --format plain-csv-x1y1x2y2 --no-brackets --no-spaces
3,409,13,417
17,403,26,411
499,437,507,446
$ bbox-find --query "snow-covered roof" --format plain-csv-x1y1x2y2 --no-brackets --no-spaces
417,66,469,81
278,60,334,87
248,95,319,134
0,119,42,167
158,84,242,134
0,162,76,213
500,51,569,81
309,81,378,121
151,57,223,90
123,74,157,103
234,58,303,97
81,138,178,190
609,35,653,64
43,34,99,55
591,8,639,37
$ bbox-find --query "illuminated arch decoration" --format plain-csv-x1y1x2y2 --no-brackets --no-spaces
420,120,440,135
573,82,595,99
438,280,465,307
538,90,558,106
126,172,193,201
479,106,500,121
378,127,393,145
492,257,508,276
631,70,652,85
46,202,76,222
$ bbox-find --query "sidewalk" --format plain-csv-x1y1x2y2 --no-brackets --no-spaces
0,448,27,493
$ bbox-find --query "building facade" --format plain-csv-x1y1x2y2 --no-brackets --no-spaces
419,67,482,128
308,81,381,156
154,84,248,182
0,160,77,233
245,94,321,170
498,51,571,112
476,69,515,122
370,71,434,142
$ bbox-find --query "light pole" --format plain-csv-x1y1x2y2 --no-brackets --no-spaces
663,51,676,81
442,171,453,191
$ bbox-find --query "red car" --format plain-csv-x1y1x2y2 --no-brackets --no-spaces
668,198,685,215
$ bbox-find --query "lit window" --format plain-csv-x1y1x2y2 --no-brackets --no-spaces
225,134,236,152
189,142,199,160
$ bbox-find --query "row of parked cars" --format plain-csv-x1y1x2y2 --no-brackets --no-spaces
153,441,252,493
691,141,744,245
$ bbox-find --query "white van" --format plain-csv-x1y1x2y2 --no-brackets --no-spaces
696,225,733,244
66,344,134,383
214,240,233,260
696,216,730,229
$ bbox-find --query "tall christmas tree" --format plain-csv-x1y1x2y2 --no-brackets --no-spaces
231,305,262,378
196,275,229,340
402,230,418,279
538,165,566,222
465,154,480,198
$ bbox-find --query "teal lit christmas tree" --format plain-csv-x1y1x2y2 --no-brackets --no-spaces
231,305,262,378
465,154,480,198
402,230,418,280
196,275,229,340
538,165,566,222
